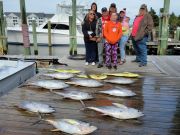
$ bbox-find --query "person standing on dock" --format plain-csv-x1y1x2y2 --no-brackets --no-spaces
109,3,117,15
119,8,130,65
104,13,122,70
82,10,98,66
131,4,154,67
90,2,102,19
96,7,110,68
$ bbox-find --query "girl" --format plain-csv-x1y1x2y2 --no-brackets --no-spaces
104,13,122,70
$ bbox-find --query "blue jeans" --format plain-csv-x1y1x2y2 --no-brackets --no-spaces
119,35,128,61
132,36,148,64
98,38,105,64
85,42,98,63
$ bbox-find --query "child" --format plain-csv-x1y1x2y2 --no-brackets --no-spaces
104,13,122,70
119,17,130,65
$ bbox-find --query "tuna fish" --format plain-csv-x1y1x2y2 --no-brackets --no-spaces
18,101,55,114
45,119,97,135
53,90,93,107
98,88,136,97
86,103,144,119
53,91,93,101
27,80,69,90
42,72,74,80
66,79,104,88
104,77,135,85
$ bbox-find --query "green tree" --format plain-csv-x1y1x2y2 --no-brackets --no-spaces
149,7,159,27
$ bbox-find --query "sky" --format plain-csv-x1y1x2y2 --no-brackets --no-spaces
2,0,180,20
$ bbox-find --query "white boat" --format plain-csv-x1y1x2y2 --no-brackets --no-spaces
7,3,88,47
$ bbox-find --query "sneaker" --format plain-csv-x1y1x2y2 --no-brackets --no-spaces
97,64,103,68
92,62,95,66
85,62,89,66
107,65,112,70
131,59,140,63
113,66,117,70
139,63,147,67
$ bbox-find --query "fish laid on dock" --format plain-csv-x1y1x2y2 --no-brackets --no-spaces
45,119,97,135
104,77,135,85
77,74,107,80
27,80,69,90
53,90,93,101
18,101,55,114
86,103,144,120
104,72,140,78
49,68,81,74
42,72,74,80
98,88,136,97
66,79,104,88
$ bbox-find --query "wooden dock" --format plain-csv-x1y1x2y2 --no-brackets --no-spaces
0,56,180,135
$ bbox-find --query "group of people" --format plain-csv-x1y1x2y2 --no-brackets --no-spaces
82,2,154,70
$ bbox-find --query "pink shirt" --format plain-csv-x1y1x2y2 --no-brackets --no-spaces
132,16,144,37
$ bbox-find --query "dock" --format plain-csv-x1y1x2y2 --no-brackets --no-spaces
0,55,180,135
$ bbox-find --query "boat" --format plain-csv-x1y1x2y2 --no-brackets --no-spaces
7,3,88,47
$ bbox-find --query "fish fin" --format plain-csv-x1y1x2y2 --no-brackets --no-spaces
80,100,86,108
31,120,41,126
51,129,60,132
112,103,128,109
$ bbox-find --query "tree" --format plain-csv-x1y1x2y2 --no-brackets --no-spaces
149,7,159,27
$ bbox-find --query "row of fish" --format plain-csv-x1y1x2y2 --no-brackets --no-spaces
18,101,143,134
19,70,142,134
27,77,136,89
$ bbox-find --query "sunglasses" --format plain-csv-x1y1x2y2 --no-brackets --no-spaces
90,13,95,16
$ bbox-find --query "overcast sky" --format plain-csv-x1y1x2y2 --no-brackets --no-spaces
3,0,180,20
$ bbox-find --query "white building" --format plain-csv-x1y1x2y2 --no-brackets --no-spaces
5,12,54,27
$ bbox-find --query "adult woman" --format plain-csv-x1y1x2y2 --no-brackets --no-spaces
131,4,154,67
91,2,102,19
82,10,98,66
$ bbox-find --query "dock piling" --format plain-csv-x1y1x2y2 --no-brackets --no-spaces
32,18,38,55
69,16,73,55
158,0,170,55
0,0,7,54
20,0,31,55
72,0,77,55
48,20,52,56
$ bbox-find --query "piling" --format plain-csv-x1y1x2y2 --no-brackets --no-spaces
48,20,52,56
158,0,170,55
20,0,31,55
72,0,77,55
0,0,7,54
69,16,73,55
32,19,38,55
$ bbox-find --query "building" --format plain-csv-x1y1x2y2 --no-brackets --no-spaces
5,12,54,27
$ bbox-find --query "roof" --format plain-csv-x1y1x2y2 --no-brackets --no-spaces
4,12,54,19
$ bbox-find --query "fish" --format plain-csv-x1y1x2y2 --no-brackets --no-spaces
98,88,136,97
77,74,107,80
66,79,104,88
53,90,93,107
53,91,93,101
42,72,74,80
27,80,69,90
45,119,97,135
18,101,55,114
104,77,135,85
53,69,81,74
104,72,140,78
86,103,144,119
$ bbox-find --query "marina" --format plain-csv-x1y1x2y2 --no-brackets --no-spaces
0,0,180,134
